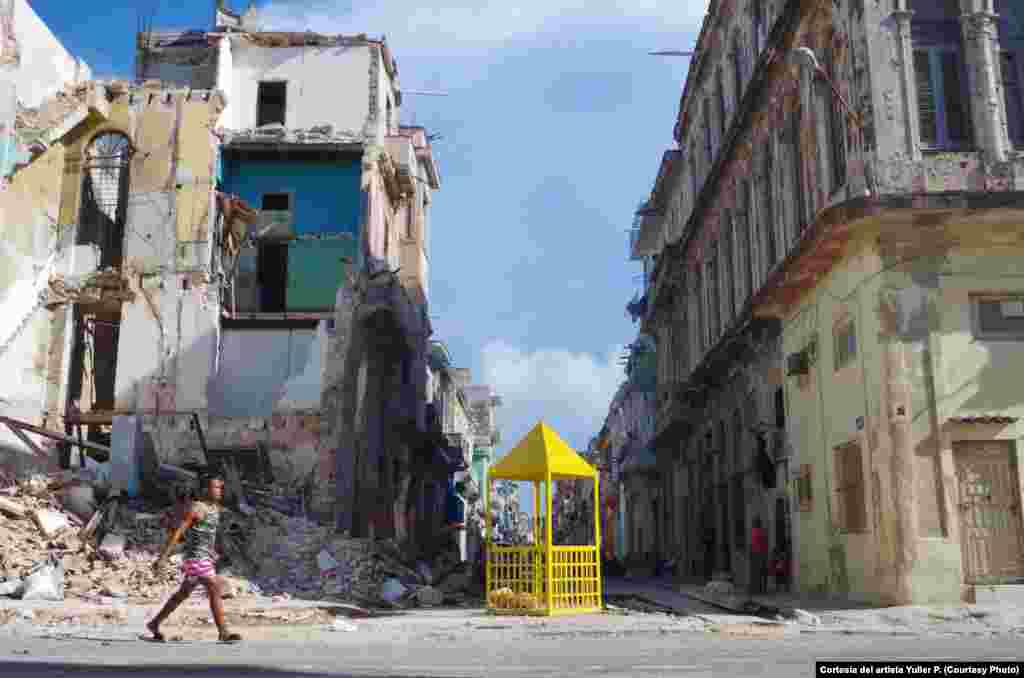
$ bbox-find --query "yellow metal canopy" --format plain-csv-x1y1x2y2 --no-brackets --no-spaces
488,421,597,482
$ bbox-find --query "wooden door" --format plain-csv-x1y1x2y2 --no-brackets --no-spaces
954,441,1024,584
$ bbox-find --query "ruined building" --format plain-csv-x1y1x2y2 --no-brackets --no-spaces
632,0,1024,604
0,0,482,553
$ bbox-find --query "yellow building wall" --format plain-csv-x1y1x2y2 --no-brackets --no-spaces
783,227,1024,604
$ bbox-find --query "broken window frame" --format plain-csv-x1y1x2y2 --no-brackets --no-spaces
77,132,132,270
256,81,288,127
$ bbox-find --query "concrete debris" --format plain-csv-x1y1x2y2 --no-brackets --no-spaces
32,509,69,539
438,571,471,595
0,578,24,597
98,534,126,560
0,475,478,608
787,608,822,626
415,586,443,607
45,269,136,310
221,125,364,147
704,580,735,596
0,497,26,519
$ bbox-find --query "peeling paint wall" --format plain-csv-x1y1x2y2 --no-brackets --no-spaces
219,38,373,135
641,0,1024,605
781,220,1024,604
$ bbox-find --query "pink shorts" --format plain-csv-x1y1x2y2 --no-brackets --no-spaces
182,558,216,582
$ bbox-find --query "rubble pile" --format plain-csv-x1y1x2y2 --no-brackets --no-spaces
0,472,479,608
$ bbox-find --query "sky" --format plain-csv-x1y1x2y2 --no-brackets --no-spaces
32,0,704,458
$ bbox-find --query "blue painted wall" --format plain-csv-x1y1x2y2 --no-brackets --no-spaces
220,157,362,236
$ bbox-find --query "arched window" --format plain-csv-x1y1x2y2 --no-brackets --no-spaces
78,132,132,268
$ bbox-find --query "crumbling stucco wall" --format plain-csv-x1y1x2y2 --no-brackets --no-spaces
218,37,374,136
780,216,1024,605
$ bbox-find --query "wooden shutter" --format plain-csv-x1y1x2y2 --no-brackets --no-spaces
942,51,970,144
915,51,938,145
1003,52,1024,146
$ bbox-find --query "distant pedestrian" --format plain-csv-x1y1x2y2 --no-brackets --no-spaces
146,472,242,643
749,517,769,594
771,542,792,593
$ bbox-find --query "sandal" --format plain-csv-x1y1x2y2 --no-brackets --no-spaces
145,621,166,642
218,631,242,643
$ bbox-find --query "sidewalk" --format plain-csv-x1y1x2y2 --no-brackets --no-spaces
668,578,1024,636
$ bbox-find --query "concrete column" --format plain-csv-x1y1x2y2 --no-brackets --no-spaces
892,4,923,160
885,339,918,603
961,2,1011,161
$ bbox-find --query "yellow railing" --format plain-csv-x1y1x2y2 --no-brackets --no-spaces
486,544,601,615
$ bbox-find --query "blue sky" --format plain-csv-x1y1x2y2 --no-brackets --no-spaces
32,0,704,456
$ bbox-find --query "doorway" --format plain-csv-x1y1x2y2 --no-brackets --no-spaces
954,441,1024,585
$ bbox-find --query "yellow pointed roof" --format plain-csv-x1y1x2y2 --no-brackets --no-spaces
488,421,597,481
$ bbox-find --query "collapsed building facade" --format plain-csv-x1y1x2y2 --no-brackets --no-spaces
0,0,495,556
628,0,1024,605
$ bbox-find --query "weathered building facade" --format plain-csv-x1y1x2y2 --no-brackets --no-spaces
635,0,1024,604
0,1,469,555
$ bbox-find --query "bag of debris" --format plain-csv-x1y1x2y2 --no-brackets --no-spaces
21,554,65,602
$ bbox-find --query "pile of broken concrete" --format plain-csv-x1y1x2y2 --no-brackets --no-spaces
0,472,478,609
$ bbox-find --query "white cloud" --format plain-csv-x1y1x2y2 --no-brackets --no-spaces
481,339,624,453
254,0,709,56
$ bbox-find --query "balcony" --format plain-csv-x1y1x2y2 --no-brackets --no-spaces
384,136,417,193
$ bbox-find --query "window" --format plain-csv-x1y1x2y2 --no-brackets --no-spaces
972,294,1024,339
911,0,971,150
834,442,867,533
690,149,700,207
1003,52,1024,147
722,213,735,319
914,50,971,149
706,245,719,343
999,0,1024,145
78,132,132,269
790,113,805,237
257,81,287,127
824,36,847,192
753,0,766,56
797,464,813,512
731,474,745,543
833,318,857,371
717,69,728,138
743,179,758,290
261,193,290,211
732,38,745,110
695,270,706,352
774,387,786,429
703,101,714,171
257,243,288,312
762,146,777,267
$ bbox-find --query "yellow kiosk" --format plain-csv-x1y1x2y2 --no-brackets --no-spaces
485,422,602,615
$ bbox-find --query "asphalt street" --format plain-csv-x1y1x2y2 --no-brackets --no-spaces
0,626,1021,677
